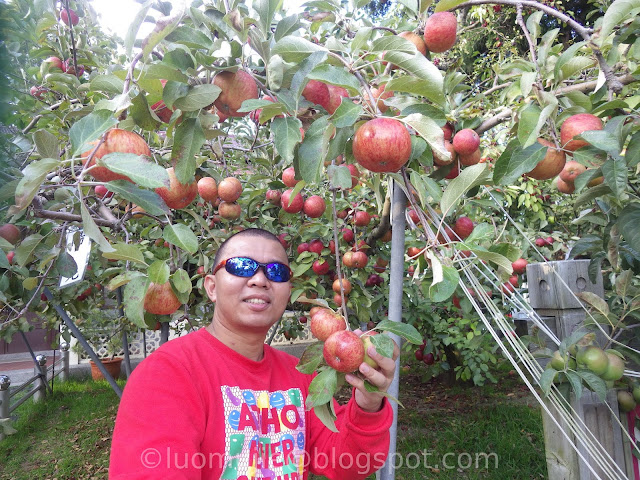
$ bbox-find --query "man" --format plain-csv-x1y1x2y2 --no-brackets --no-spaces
110,228,397,479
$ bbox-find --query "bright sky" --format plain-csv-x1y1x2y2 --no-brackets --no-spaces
91,0,307,39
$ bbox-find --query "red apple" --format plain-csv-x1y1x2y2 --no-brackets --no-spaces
423,12,457,53
527,138,566,180
198,177,218,202
370,83,394,113
508,275,519,287
30,86,45,99
333,278,352,294
433,141,457,166
94,184,113,199
155,167,198,210
423,352,435,365
6,251,15,265
557,177,576,194
44,56,63,71
197,266,206,276
218,201,242,219
297,243,310,254
347,164,360,188
310,308,346,341
453,216,474,240
282,166,298,187
560,113,603,152
399,31,427,55
323,330,365,373
354,211,371,227
512,258,528,274
351,251,368,268
325,85,349,114
60,8,79,26
303,195,326,218
302,80,331,110
281,189,304,213
308,239,324,254
342,228,355,243
312,259,330,275
459,149,481,166
352,118,412,173
0,224,21,245
213,70,259,118
144,281,182,315
299,316,307,324
452,129,480,156
266,189,282,205
442,123,454,141
277,233,290,249
559,160,587,183
218,177,242,202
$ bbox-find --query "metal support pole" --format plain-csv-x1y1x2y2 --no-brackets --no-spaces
378,181,406,480
32,355,47,403
60,342,70,382
160,322,169,345
19,331,52,394
116,287,132,377
44,287,122,398
0,375,10,441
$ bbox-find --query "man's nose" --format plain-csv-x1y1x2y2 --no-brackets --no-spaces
248,266,269,287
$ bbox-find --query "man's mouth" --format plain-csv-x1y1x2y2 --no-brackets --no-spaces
245,298,269,305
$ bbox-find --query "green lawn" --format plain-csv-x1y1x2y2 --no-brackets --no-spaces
0,369,546,480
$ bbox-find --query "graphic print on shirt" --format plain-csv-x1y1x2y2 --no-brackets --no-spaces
220,386,306,480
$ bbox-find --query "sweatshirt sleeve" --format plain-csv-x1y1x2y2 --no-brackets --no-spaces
306,389,393,479
109,352,206,480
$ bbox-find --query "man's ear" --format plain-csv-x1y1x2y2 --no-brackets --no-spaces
203,274,217,302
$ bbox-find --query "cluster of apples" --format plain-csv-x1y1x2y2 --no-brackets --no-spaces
309,306,377,373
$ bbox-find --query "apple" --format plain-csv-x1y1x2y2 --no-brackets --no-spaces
197,266,206,276
423,12,457,53
452,129,480,156
44,56,63,71
63,60,84,76
0,224,21,245
218,177,242,202
453,216,474,239
423,352,435,365
351,251,368,268
407,246,421,257
442,123,454,141
60,8,79,26
312,259,330,275
601,351,624,381
277,233,290,249
407,208,420,224
342,228,355,243
437,225,456,244
329,240,336,254
144,281,182,315
459,149,481,166
374,257,388,273
347,164,360,188
281,189,304,213
535,238,546,247
81,129,150,183
297,243,310,254
282,166,298,187
556,177,576,194
94,184,113,199
150,80,173,123
527,139,566,180
6,251,15,265
218,201,242,220
512,258,528,274
302,80,331,110
325,84,349,114
444,164,460,179
354,211,371,227
310,308,346,341
250,95,278,124
303,195,326,218
323,330,365,373
352,118,412,173
415,349,424,361
353,240,369,252
362,332,380,368
365,274,383,287
399,31,427,55
213,70,259,118
308,239,324,254
576,346,609,376
30,86,45,99
155,167,198,210
337,209,349,219
559,160,587,183
299,316,307,324
198,177,218,202
265,189,281,205
618,391,637,413
332,278,352,294
560,113,603,152
501,282,515,295
508,275,519,287
433,141,457,166
342,251,355,268
370,84,394,113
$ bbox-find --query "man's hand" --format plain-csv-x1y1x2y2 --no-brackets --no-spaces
345,331,400,412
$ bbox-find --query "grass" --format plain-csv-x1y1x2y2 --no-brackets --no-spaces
0,367,547,480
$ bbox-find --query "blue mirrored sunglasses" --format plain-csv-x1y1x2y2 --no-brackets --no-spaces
212,257,292,283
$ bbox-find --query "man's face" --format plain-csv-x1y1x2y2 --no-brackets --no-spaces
204,235,291,334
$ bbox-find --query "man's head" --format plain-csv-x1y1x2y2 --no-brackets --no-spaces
204,228,291,335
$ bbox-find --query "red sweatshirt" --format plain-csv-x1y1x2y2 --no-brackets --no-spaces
109,328,392,479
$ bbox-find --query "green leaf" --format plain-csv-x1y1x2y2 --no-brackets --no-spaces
403,113,449,161
312,402,338,433
579,130,622,156
125,0,153,55
33,129,59,160
370,334,395,358
517,103,541,147
626,130,640,167
298,117,332,184
148,260,170,284
69,110,118,157
13,158,60,212
539,368,557,396
80,203,115,253
106,271,145,291
565,371,584,399
272,117,303,164
124,275,150,328
165,25,214,49
171,118,206,184
105,180,171,217
141,4,186,58
291,51,328,103
375,320,422,345
618,203,640,253
440,163,491,217
254,0,283,32
576,369,607,401
429,265,460,302
307,368,338,408
296,342,324,374
435,0,469,10
163,224,198,254
601,156,628,197
90,74,126,94
171,268,192,295
172,84,221,112
145,63,189,83
554,41,586,80
599,0,640,46
576,291,609,316
615,270,633,298
327,165,352,190
102,243,148,266
493,141,546,185
385,71,445,107
100,153,169,189
130,92,161,131
330,99,362,128
271,36,327,63
55,250,78,278
370,35,417,54
463,246,513,274
14,234,44,267
569,234,603,258
274,14,300,42
573,183,611,208
94,93,132,115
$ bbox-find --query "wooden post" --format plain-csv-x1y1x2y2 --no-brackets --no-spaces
527,260,627,480
0,375,10,442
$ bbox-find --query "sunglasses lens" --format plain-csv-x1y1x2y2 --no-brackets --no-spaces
225,257,259,277
265,263,291,282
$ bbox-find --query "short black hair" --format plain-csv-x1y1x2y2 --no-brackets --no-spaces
212,228,287,270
